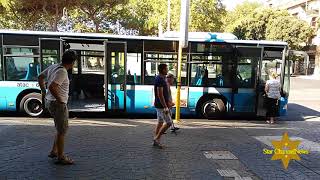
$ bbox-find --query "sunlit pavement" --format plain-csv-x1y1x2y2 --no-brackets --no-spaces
0,76,319,179
0,117,320,180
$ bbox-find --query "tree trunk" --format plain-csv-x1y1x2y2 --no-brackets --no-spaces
53,3,59,31
95,22,99,33
314,45,320,77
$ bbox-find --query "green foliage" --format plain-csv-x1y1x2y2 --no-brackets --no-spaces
224,2,314,49
189,0,226,32
266,16,314,49
117,0,225,35
223,1,262,32
72,0,126,33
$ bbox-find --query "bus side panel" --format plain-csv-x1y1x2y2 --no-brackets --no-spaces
188,87,233,113
0,96,7,110
127,85,196,116
233,89,256,112
126,85,155,114
0,82,40,111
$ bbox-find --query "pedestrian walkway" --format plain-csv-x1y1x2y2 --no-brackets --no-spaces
0,118,320,179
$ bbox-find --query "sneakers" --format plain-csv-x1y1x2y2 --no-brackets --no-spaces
153,140,164,149
170,127,180,131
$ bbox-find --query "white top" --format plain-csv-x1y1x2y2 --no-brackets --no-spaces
266,79,281,99
40,64,69,103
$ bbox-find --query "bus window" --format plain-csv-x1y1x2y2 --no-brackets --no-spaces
261,49,283,83
110,52,125,84
237,58,254,88
0,58,2,81
5,57,40,81
4,46,40,81
143,52,187,85
127,53,142,85
42,49,59,69
190,63,222,86
190,53,232,87
81,51,104,74
236,47,261,88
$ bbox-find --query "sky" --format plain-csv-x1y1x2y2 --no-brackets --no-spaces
222,0,266,10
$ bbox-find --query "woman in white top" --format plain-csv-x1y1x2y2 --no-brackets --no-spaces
265,72,281,124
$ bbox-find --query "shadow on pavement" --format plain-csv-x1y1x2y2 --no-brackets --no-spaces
282,103,320,121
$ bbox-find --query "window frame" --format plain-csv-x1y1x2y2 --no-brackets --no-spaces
189,42,235,88
143,51,188,86
0,34,3,81
236,46,262,89
3,45,40,81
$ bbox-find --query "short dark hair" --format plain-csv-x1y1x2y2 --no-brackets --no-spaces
158,64,167,73
62,50,77,65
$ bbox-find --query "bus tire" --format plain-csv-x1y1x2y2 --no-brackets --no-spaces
199,98,225,119
19,93,43,117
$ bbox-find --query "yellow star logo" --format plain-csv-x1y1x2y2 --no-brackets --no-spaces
271,132,301,169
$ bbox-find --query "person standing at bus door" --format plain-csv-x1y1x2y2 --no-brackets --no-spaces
265,72,281,124
166,73,179,132
38,50,77,165
153,64,172,148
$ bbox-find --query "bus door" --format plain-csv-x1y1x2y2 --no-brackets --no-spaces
233,47,262,113
39,38,63,70
104,41,127,112
39,38,63,109
256,47,285,116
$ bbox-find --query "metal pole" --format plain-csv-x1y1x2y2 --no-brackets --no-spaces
175,44,183,122
175,0,189,123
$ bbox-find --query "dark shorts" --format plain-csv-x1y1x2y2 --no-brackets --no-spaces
266,97,279,117
46,100,69,134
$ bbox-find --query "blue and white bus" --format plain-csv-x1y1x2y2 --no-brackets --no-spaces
0,30,290,118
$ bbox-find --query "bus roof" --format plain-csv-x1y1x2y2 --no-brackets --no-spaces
0,29,288,46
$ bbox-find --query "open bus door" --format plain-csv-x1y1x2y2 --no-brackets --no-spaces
39,38,64,109
256,47,286,117
104,41,127,112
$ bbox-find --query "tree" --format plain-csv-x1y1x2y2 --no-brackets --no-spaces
223,1,262,32
39,1,76,31
73,0,127,33
224,3,313,49
266,16,314,49
227,8,289,40
115,0,174,35
0,0,42,30
118,0,226,36
189,0,226,32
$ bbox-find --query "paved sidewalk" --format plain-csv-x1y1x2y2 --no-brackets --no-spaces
0,117,320,180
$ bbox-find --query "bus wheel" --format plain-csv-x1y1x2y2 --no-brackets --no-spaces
200,98,225,118
20,93,43,117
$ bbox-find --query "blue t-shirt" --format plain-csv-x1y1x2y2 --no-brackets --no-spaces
154,75,169,108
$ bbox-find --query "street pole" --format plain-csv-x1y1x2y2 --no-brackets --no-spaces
175,0,189,123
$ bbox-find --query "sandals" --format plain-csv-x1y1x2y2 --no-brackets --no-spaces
48,152,57,158
153,140,164,149
55,155,74,165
